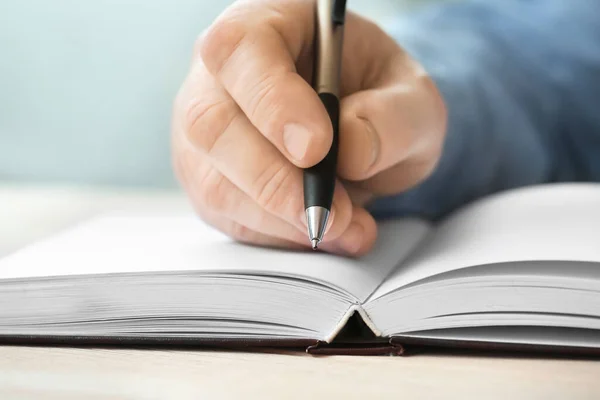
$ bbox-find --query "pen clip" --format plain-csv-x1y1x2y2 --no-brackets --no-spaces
332,0,347,25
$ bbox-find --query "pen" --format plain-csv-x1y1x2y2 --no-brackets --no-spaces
304,0,347,250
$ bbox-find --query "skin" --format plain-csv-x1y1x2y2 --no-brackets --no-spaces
171,0,447,257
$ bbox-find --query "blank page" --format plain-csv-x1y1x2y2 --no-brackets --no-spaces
0,211,430,302
372,184,600,298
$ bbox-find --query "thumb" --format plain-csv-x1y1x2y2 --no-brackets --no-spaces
337,57,446,194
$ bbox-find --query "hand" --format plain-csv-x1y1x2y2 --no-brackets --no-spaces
172,0,447,256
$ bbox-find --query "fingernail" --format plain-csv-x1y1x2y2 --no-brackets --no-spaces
283,123,312,162
361,117,380,169
339,222,364,255
325,206,335,234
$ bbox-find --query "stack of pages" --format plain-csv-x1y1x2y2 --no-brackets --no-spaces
1,184,599,355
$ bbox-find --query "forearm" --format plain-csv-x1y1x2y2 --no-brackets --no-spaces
368,0,600,220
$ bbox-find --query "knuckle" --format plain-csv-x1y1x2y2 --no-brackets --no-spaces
246,71,289,139
419,73,448,137
248,73,278,120
200,16,247,75
229,222,253,243
254,163,298,214
192,29,209,58
183,96,237,155
172,141,195,189
246,70,287,128
422,141,443,177
428,133,444,161
403,147,442,190
197,168,230,214
412,158,438,188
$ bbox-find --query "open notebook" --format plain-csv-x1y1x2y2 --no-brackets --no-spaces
1,183,599,355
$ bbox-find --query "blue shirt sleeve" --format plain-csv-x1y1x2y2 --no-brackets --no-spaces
368,0,600,221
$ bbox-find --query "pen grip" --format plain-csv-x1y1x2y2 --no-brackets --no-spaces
303,93,339,210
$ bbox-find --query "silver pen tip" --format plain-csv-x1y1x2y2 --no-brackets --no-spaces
305,206,330,250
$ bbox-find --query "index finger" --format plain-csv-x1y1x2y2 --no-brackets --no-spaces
200,0,333,168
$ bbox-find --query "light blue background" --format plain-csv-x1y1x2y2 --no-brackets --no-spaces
0,0,430,188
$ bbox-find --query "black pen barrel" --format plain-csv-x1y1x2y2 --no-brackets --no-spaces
303,93,340,210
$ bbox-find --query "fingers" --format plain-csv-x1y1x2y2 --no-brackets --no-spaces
181,64,351,240
176,61,361,246
337,54,447,194
324,206,378,257
200,0,332,168
198,208,306,251
197,205,376,257
178,154,308,245
174,130,376,256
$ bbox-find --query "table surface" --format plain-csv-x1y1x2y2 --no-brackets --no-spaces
1,184,599,400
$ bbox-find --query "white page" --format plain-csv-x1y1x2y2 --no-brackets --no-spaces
373,183,600,298
0,211,430,302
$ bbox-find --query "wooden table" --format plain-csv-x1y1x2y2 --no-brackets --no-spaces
1,184,599,399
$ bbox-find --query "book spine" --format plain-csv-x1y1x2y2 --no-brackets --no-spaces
325,305,382,343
